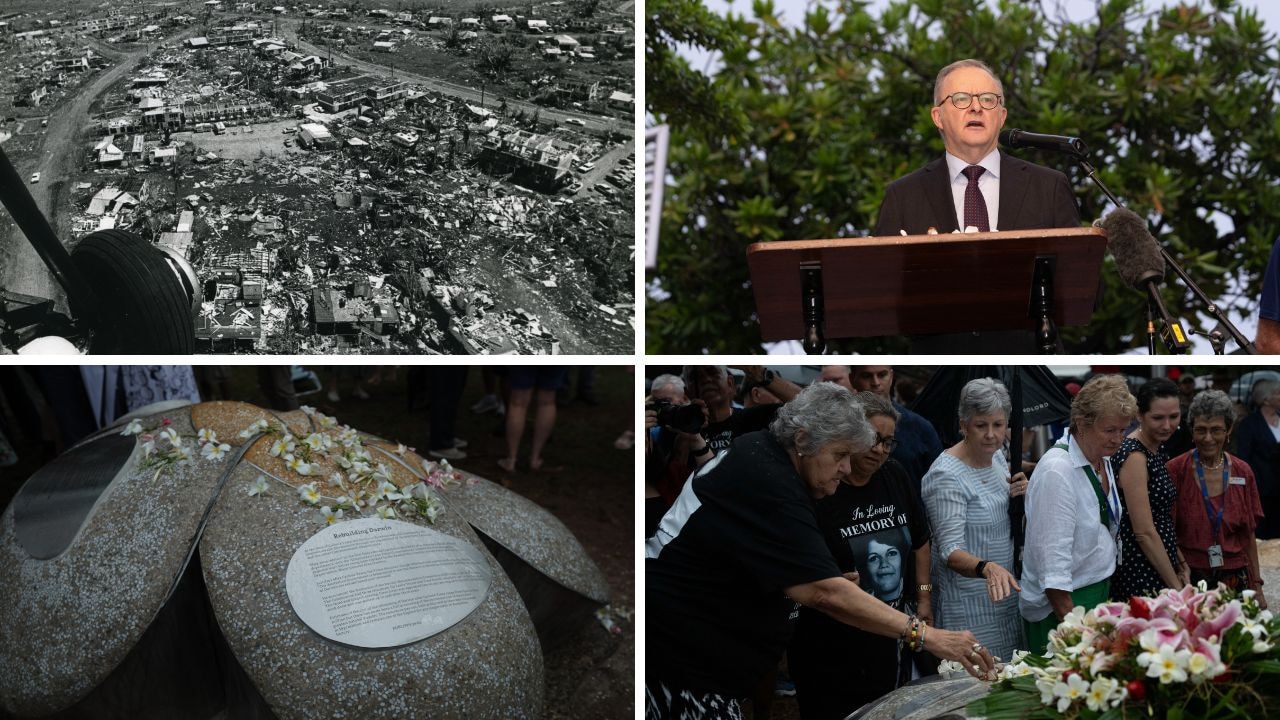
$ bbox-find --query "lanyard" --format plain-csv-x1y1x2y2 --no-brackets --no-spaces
1054,442,1117,529
1194,449,1228,544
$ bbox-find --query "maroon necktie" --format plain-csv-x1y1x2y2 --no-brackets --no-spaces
962,165,990,232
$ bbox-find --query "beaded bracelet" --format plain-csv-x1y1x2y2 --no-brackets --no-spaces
902,614,928,652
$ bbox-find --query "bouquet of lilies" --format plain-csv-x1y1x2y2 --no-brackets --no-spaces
962,583,1280,719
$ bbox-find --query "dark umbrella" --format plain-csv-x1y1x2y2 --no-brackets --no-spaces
911,366,1072,575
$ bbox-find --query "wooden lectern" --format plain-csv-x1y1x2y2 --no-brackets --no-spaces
746,227,1107,351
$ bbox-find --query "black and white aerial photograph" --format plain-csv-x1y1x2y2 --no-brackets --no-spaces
0,0,635,354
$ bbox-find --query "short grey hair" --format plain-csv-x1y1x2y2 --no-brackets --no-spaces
958,378,1012,423
770,382,875,456
650,374,685,396
1251,379,1280,407
1188,389,1236,430
682,365,727,389
855,391,899,422
934,58,1004,105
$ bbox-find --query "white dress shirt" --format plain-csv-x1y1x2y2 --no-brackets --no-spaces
1019,429,1120,623
945,149,1001,231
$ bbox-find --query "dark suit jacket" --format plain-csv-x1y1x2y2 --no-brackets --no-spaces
874,153,1080,236
1236,411,1279,498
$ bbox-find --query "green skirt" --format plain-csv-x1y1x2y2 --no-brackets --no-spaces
1024,579,1110,656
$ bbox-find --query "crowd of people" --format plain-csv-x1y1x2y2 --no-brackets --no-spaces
645,365,1280,720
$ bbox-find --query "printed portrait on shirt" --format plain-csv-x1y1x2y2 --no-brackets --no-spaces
848,525,911,602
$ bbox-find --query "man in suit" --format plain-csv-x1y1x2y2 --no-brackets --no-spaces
875,59,1081,352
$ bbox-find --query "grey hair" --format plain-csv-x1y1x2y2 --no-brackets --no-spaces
650,373,685,396
958,377,1012,423
855,391,899,422
1251,379,1280,408
681,365,727,388
933,58,1004,105
770,382,875,456
1188,389,1236,430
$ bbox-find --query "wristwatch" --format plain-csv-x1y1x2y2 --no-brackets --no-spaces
974,560,989,578
692,444,713,458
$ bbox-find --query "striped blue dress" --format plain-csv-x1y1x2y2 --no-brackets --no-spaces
921,450,1024,660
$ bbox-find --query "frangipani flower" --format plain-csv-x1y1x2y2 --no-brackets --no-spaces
376,505,396,519
198,428,218,444
286,454,312,476
303,433,325,452
1084,675,1124,711
201,441,231,461
320,506,343,525
121,419,144,436
238,418,269,439
298,482,320,505
1140,644,1190,684
159,428,181,447
376,480,404,501
328,472,346,489
270,435,295,458
395,443,409,456
247,476,269,496
1053,673,1090,712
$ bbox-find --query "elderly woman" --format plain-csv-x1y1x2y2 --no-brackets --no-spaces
922,378,1026,663
1109,377,1190,600
646,383,995,720
1021,375,1135,655
1235,380,1280,539
1168,390,1267,608
790,392,933,720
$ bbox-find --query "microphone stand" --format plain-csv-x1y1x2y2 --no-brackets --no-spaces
1074,154,1257,355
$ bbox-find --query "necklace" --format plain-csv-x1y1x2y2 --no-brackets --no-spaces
1200,454,1225,471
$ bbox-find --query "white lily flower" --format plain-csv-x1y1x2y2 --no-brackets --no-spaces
320,506,343,525
298,482,320,505
121,419,144,436
201,442,231,461
247,476,269,496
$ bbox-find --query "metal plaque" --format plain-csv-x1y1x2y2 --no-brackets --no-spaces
13,433,136,560
284,518,493,649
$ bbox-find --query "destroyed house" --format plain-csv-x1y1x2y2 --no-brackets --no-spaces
208,25,259,46
54,56,89,72
427,17,453,26
478,129,574,192
311,287,399,336
143,106,184,129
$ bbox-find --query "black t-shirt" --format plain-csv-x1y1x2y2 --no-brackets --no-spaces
646,431,841,697
789,459,932,716
700,404,781,453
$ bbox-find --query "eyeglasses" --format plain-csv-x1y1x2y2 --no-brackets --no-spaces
936,92,1003,110
1192,426,1228,438
873,434,898,452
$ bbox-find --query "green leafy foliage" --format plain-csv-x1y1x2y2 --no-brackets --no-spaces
647,0,1280,354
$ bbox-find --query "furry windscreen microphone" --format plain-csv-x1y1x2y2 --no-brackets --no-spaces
1100,207,1165,289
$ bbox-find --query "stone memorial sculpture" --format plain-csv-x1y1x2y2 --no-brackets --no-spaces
0,401,610,720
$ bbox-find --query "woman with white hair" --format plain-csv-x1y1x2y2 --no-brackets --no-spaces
922,377,1027,663
1236,379,1280,538
647,382,995,720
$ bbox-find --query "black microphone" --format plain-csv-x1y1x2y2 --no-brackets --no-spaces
999,129,1088,156
1098,208,1191,350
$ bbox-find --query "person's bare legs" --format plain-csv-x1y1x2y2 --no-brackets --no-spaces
528,388,558,470
498,388,534,472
